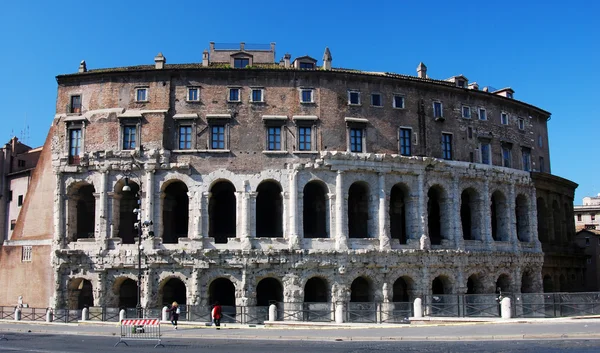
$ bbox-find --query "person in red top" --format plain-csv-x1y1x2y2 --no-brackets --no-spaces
211,301,222,330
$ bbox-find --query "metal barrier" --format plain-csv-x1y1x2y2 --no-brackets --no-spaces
0,307,15,320
347,302,377,323
380,302,412,323
115,318,163,348
425,295,460,317
20,308,47,322
462,294,501,317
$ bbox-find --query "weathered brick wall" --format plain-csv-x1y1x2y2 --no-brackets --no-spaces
0,245,53,307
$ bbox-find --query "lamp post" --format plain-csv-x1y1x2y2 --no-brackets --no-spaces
123,175,144,318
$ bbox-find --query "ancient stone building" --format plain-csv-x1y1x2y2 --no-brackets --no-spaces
0,42,581,312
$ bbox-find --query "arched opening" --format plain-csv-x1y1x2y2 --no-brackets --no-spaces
496,274,511,293
118,278,138,308
461,188,480,241
516,194,530,242
537,198,549,243
559,274,567,292
392,277,412,302
348,182,369,238
304,277,328,302
303,181,328,238
543,275,554,293
427,186,443,245
162,181,189,244
68,278,94,310
521,270,536,293
256,278,283,306
432,276,451,295
209,181,237,243
350,277,372,302
389,184,408,244
256,181,283,238
208,278,236,307
118,181,140,244
564,203,574,240
466,274,485,294
491,191,509,241
161,278,187,307
553,200,562,244
68,183,96,241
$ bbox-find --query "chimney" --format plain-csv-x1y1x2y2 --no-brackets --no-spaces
323,47,332,70
154,52,166,69
202,49,209,67
417,62,427,78
468,82,479,90
78,60,87,73
240,42,245,51
284,53,291,68
209,42,215,53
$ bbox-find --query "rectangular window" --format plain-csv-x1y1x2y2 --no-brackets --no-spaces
577,214,582,221
348,91,360,105
10,219,16,231
179,126,192,150
502,146,512,168
479,108,487,120
187,87,199,102
539,156,545,173
123,125,137,150
234,58,249,68
251,89,263,102
592,214,596,221
481,142,491,164
393,95,405,109
518,118,525,130
371,93,382,107
298,126,312,151
17,159,25,167
70,95,81,113
136,88,148,102
400,128,412,156
442,133,452,160
299,62,314,69
211,125,225,150
350,128,364,152
8,190,12,202
300,89,313,103
433,102,443,118
522,148,531,171
228,88,240,102
22,245,32,262
501,112,508,125
18,195,23,207
538,135,543,148
267,127,282,151
69,128,82,157
462,106,471,118
467,127,473,139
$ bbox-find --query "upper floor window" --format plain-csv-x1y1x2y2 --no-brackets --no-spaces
228,88,241,102
539,156,545,173
433,101,443,119
592,214,596,221
349,128,364,152
518,117,525,130
179,125,192,150
22,245,32,262
300,89,314,103
69,128,82,160
70,95,82,114
299,62,315,69
135,88,148,102
18,195,23,207
371,93,382,107
522,148,531,171
399,128,412,156
187,87,199,102
251,88,264,103
502,146,511,168
234,58,250,68
577,214,582,222
17,159,25,167
298,126,312,151
507,92,513,99
501,112,508,125
211,125,226,150
10,219,15,231
123,125,137,150
538,135,543,148
348,91,361,105
457,80,466,88
442,133,452,160
479,108,487,120
462,106,471,118
267,126,282,151
393,95,405,109
481,142,491,164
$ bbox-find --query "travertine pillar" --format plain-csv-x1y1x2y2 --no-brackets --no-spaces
508,182,519,252
248,192,257,238
452,176,464,250
54,172,65,247
143,171,154,249
417,172,429,250
530,186,541,251
482,179,493,249
378,173,390,250
288,170,300,249
202,192,211,240
335,171,348,250
98,170,109,242
327,193,335,239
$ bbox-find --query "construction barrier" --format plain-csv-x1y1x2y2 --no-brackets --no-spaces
115,318,163,348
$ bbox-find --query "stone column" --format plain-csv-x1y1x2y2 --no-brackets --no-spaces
508,182,519,252
235,191,243,240
142,268,153,309
189,268,201,306
482,179,493,249
288,170,299,249
97,170,109,243
327,193,335,239
95,271,106,306
378,173,391,250
298,190,304,241
108,192,120,239
530,186,541,251
54,171,65,247
452,176,463,250
201,192,210,239
193,190,203,242
335,171,348,251
417,172,430,250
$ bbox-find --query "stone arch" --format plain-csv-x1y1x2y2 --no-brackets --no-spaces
256,277,283,306
208,277,236,307
432,275,452,295
159,277,187,307
67,278,94,310
392,276,414,302
543,274,554,293
209,180,237,243
496,274,511,293
559,274,568,292
516,194,530,242
304,277,329,302
66,181,96,242
552,200,562,244
461,187,481,241
466,273,486,294
256,181,283,238
348,181,370,239
427,184,448,245
303,180,328,238
521,270,536,293
114,277,139,308
491,190,509,241
537,197,549,243
162,180,189,244
389,183,409,244
115,179,140,244
350,276,373,302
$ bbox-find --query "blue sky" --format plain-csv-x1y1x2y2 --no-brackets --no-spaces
0,1,598,203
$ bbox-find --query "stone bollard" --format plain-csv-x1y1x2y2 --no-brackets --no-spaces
413,298,423,318
162,306,169,322
46,309,53,323
81,307,89,321
119,309,126,322
268,304,277,322
14,308,21,321
335,303,344,324
501,297,512,319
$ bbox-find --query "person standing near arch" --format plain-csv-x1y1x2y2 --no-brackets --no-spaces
211,301,222,330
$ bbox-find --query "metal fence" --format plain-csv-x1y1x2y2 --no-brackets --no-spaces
513,292,600,318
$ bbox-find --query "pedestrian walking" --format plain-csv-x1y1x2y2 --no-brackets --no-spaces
211,301,222,330
167,301,180,329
